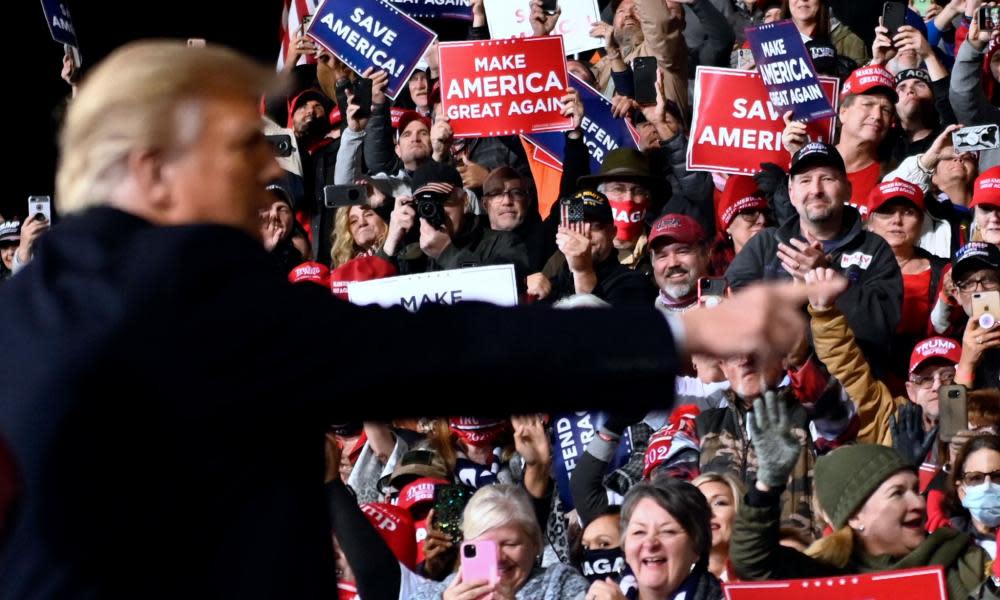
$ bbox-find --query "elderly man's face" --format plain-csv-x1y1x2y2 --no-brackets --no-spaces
164,96,283,239
838,93,895,145
484,178,528,231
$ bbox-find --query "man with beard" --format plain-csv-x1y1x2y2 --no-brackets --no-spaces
591,0,689,116
649,214,711,313
727,142,902,366
695,352,817,534
889,67,952,166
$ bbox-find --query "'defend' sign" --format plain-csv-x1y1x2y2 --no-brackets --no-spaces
686,66,838,175
438,36,572,138
307,0,436,99
745,20,834,122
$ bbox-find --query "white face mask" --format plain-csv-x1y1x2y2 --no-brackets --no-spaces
962,481,1000,528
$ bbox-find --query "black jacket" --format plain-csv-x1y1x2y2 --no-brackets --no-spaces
725,206,902,360
548,252,656,308
0,207,681,599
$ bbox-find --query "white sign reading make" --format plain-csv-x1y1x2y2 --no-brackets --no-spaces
347,264,519,311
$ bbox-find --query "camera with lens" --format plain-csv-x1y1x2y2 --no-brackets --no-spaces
414,189,447,229
266,134,294,158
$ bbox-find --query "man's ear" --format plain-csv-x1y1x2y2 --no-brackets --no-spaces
127,148,174,213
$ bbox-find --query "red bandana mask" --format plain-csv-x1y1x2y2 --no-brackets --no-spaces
609,198,646,242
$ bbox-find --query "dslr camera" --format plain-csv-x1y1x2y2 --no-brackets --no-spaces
413,189,448,230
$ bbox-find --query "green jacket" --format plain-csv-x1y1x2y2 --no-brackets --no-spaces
732,492,990,599
831,21,869,66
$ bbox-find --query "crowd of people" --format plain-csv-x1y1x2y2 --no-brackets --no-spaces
2,0,1000,597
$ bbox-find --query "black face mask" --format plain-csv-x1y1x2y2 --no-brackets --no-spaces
580,547,626,584
331,422,363,437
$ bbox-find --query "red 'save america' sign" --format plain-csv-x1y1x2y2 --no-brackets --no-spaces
686,66,839,175
438,36,572,138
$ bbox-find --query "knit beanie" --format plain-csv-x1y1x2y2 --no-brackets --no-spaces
815,444,914,529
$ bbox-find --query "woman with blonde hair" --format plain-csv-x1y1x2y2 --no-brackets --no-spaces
731,394,989,598
692,472,744,582
329,184,390,268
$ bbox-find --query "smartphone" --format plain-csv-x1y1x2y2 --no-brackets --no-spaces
28,196,52,223
737,48,755,70
972,291,1000,330
697,277,727,308
335,78,352,125
978,4,998,31
352,78,373,121
559,196,585,225
266,134,294,158
938,384,968,442
632,56,658,105
952,124,999,153
431,484,473,543
323,184,368,209
911,0,934,17
882,1,906,41
299,14,312,36
541,0,559,15
460,540,500,586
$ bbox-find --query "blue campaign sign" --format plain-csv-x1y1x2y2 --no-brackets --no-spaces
745,20,834,122
524,74,639,174
39,0,77,47
307,0,437,100
390,0,473,21
551,411,632,511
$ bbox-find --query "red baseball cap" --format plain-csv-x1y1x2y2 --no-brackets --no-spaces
867,179,925,215
395,110,431,141
909,336,962,374
840,65,898,102
329,255,397,300
718,175,769,230
360,502,418,570
288,261,330,288
396,476,448,513
648,213,706,248
972,166,1000,209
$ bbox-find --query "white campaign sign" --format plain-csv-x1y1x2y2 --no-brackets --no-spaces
347,264,519,311
482,0,602,56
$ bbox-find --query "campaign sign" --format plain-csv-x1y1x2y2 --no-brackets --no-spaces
40,0,78,47
723,566,946,600
483,0,603,56
686,66,838,175
307,0,437,99
347,264,518,310
390,0,472,21
746,20,834,122
551,411,632,510
438,36,572,138
524,73,640,175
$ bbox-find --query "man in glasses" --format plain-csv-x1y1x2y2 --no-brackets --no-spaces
808,267,962,463
941,242,1000,389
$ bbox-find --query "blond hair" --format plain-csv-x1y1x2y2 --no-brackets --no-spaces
329,205,388,268
804,525,855,568
57,40,277,215
462,484,543,553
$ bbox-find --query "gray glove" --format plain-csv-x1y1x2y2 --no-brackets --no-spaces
748,391,801,489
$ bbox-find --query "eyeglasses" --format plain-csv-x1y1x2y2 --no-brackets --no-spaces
962,470,1000,486
484,188,527,201
956,275,1000,293
736,209,769,224
909,369,956,389
603,183,650,198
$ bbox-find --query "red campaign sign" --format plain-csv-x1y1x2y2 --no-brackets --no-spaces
686,66,839,175
723,566,946,600
438,36,572,139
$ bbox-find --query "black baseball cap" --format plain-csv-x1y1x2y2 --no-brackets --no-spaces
789,142,847,177
895,68,931,87
411,161,463,193
952,242,1000,284
562,189,613,224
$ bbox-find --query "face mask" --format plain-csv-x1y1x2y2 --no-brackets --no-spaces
580,547,626,584
962,481,1000,527
609,198,646,242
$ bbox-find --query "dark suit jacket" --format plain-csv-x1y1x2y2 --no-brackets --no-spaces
0,207,679,599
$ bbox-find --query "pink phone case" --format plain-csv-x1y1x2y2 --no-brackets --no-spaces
460,540,499,586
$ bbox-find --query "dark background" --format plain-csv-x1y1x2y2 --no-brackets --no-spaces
8,0,284,221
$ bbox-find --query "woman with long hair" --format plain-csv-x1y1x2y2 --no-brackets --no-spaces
780,0,867,65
